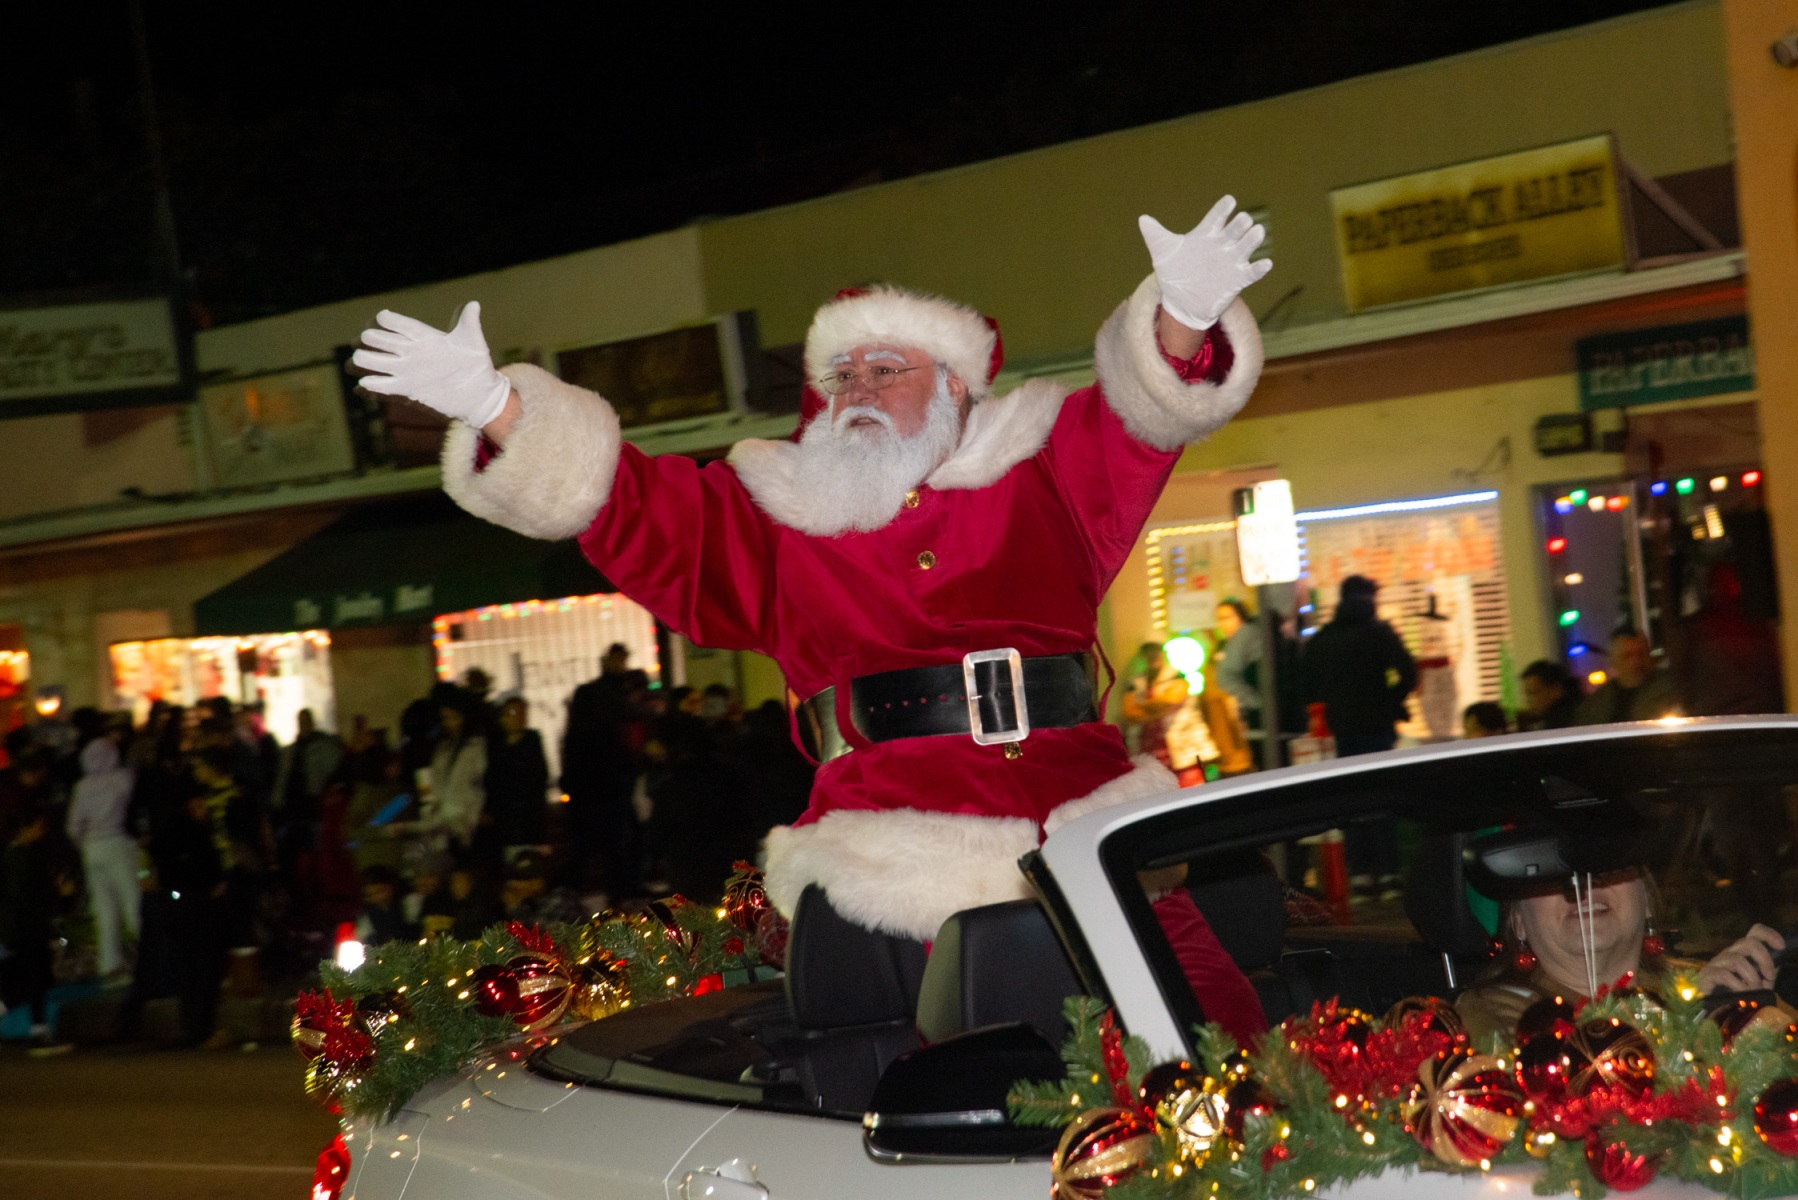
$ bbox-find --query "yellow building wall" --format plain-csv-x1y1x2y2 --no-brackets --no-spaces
699,2,1730,365
1721,0,1798,708
195,227,711,378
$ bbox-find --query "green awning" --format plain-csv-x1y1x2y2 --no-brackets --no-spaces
193,494,612,634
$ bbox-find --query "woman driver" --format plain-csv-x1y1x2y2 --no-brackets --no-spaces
1456,848,1785,1044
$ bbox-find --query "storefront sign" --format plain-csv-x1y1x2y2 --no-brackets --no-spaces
0,297,185,413
1576,315,1754,410
1533,412,1594,456
1330,134,1628,312
1234,480,1302,586
198,362,357,487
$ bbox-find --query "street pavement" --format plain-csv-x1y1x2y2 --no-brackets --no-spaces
0,1041,340,1200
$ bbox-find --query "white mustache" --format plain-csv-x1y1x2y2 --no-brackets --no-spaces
833,405,895,433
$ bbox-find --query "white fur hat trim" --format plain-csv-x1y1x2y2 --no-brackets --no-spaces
803,286,998,400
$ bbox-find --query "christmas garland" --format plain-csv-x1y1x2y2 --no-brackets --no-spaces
291,864,783,1122
1010,979,1798,1199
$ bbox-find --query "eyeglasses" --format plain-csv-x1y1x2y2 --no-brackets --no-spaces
815,364,926,395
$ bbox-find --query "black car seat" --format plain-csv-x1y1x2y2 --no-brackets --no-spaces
1184,857,1308,1022
780,885,926,1111
914,899,1083,1045
1403,831,1498,991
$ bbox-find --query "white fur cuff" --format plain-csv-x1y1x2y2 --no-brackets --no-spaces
1092,274,1264,452
441,363,622,541
763,809,1039,941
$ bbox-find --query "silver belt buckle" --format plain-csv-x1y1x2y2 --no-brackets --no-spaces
962,647,1028,746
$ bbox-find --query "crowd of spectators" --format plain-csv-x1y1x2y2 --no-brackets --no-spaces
0,643,815,1054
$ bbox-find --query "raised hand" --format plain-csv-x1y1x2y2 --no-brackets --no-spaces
1139,196,1273,331
351,301,512,429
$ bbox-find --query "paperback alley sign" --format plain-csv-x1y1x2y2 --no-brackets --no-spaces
1577,316,1755,410
0,297,186,414
1330,134,1629,312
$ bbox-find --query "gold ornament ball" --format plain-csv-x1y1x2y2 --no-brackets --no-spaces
290,1013,326,1061
569,954,633,1021
1051,1106,1158,1199
354,991,413,1038
1137,1061,1227,1159
303,1055,365,1104
1403,1050,1525,1167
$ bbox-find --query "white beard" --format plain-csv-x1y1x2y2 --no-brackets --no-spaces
788,376,964,534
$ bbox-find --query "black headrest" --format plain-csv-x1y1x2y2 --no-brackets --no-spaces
1405,832,1495,958
914,900,1081,1045
1186,852,1285,971
785,885,928,1030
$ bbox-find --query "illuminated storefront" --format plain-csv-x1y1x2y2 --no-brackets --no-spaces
433,593,660,779
1145,491,1511,738
109,631,335,742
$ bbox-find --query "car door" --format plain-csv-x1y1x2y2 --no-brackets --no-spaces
671,1105,1046,1200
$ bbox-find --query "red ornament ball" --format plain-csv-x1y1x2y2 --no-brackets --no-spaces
1403,1050,1525,1167
721,864,770,932
1383,995,1466,1043
1223,1076,1277,1140
1753,1078,1798,1156
1516,994,1578,1041
1711,996,1767,1044
1514,1031,1573,1102
506,956,573,1031
1051,1106,1157,1199
1565,1017,1655,1099
755,907,790,968
1585,1134,1661,1191
469,964,521,1017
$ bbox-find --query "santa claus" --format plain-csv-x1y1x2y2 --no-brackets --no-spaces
354,198,1272,1040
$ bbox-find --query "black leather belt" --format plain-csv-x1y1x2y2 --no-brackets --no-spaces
795,651,1097,763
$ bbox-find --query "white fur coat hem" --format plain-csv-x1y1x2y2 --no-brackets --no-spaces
762,755,1178,940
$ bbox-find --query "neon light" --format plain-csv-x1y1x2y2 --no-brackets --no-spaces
1569,489,1589,504
1294,490,1497,522
1587,496,1606,512
1588,670,1607,686
1546,537,1567,554
1558,610,1580,627
1564,573,1584,585
1710,476,1729,492
1743,470,1762,487
1568,642,1591,657
1676,478,1696,495
1163,636,1207,691
1553,499,1573,514
1606,496,1625,511
1650,481,1668,496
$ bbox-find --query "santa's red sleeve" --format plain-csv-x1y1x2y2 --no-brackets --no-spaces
1041,277,1264,584
1151,888,1269,1047
442,363,774,652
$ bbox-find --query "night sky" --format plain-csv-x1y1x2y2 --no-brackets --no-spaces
2,1,1683,327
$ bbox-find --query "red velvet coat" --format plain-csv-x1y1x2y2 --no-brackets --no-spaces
445,276,1263,940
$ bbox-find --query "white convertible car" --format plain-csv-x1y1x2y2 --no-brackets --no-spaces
323,717,1798,1199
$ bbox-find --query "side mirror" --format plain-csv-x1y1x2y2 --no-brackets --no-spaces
863,1023,1064,1163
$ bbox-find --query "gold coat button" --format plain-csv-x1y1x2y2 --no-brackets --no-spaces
917,551,936,570
903,490,921,509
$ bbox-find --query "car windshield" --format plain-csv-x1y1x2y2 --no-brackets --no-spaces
1098,723,1798,1053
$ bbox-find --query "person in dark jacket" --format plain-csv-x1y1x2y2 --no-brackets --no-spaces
1516,659,1581,731
154,790,228,1046
1299,575,1417,899
1299,575,1418,755
485,695,550,852
0,800,74,1053
560,647,642,898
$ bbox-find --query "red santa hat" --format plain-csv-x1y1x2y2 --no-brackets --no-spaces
801,286,1004,420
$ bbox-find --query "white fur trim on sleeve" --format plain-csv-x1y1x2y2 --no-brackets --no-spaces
440,362,622,541
763,810,1038,941
1091,274,1264,452
1041,755,1179,836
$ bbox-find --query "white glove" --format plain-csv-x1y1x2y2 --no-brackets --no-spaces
1138,196,1272,330
351,302,511,428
